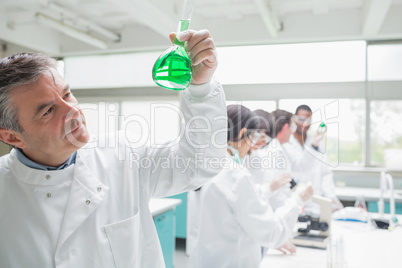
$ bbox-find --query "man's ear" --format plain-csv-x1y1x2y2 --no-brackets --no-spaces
0,129,26,149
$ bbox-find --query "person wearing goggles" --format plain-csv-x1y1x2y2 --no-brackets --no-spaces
246,109,304,255
248,109,294,206
189,105,313,267
282,105,343,213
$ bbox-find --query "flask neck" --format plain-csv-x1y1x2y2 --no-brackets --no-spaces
174,19,190,46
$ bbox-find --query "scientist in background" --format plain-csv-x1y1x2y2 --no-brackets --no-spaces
254,109,298,210
247,109,298,254
282,104,343,212
0,29,226,268
190,105,313,268
247,109,293,211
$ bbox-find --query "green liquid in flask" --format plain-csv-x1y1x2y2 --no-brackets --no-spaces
152,20,193,91
318,122,327,134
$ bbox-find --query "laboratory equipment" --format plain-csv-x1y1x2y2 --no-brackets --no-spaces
332,207,368,223
354,195,367,211
289,178,297,189
292,195,332,249
327,234,347,268
317,122,327,134
152,0,195,91
373,171,399,230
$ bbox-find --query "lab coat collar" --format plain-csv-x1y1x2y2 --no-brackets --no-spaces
268,138,284,151
9,148,75,186
56,149,109,252
288,134,310,152
289,134,302,148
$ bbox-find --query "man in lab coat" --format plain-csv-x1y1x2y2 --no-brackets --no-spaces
282,104,343,212
256,109,297,210
0,30,227,268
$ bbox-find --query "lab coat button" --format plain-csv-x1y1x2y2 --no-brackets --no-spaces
71,249,78,256
85,200,91,205
45,175,51,180
97,187,102,192
47,193,52,198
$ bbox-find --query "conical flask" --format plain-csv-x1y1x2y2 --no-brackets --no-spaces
318,122,327,134
152,0,195,91
152,20,192,91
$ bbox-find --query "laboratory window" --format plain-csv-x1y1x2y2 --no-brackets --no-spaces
79,102,120,140
279,99,366,167
370,100,402,167
216,41,366,84
368,44,402,81
120,100,181,147
226,100,277,113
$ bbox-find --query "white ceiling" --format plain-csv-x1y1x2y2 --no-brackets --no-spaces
1,0,402,57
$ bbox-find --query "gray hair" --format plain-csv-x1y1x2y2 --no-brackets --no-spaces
0,52,58,132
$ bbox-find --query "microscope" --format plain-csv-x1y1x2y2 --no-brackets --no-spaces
292,195,332,249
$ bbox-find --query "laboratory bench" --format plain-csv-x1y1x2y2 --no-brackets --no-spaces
149,198,182,268
336,186,402,214
260,214,402,268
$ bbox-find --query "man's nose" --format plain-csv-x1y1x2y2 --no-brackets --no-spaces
63,101,80,122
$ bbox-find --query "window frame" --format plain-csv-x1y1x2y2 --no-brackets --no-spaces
67,40,402,169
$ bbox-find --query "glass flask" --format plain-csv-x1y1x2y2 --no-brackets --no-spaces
318,122,327,134
152,0,195,91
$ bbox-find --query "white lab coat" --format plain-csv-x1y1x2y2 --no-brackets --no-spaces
186,189,202,256
282,135,337,213
247,139,293,210
190,154,302,268
0,81,227,268
282,135,336,198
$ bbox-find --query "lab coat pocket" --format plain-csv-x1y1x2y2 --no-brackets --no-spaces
105,212,140,268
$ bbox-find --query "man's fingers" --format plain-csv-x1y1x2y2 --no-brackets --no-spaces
191,48,217,66
186,29,214,52
168,33,176,44
276,248,288,254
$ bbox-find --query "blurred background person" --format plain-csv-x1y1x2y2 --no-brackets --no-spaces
190,105,313,268
283,104,343,213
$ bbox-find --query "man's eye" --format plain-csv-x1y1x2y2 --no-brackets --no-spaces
64,92,71,99
43,107,54,116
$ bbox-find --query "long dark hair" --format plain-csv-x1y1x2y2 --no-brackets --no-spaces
254,109,274,138
227,105,259,142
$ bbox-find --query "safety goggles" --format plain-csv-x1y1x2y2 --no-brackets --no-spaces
295,115,312,125
248,130,261,145
250,131,272,148
259,132,272,144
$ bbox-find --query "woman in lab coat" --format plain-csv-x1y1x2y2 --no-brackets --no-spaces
190,105,313,268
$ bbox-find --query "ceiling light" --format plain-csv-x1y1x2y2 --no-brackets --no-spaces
36,13,109,49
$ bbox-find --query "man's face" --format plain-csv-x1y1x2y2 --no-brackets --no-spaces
284,117,297,143
8,68,89,166
295,109,312,135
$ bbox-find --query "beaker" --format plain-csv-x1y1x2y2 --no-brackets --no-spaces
152,0,195,91
354,195,367,211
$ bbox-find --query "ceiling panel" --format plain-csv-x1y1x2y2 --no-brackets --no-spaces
0,0,401,57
